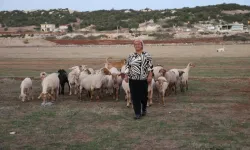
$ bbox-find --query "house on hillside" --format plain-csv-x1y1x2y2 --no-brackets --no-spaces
40,23,55,32
140,8,152,12
217,22,244,31
124,10,131,13
59,24,69,31
137,19,161,32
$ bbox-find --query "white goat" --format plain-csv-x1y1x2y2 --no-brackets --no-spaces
107,66,123,101
153,65,164,80
38,73,60,103
155,76,169,106
159,69,184,95
68,65,87,95
147,79,155,106
178,62,195,92
217,45,225,52
122,79,132,107
19,77,33,102
79,68,111,101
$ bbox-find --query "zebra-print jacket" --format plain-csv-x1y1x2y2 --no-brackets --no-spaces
124,51,153,80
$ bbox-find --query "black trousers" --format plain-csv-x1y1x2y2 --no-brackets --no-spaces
129,79,148,116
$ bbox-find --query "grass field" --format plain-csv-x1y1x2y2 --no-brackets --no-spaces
0,45,250,149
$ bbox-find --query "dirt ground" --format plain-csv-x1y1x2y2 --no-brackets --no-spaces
0,44,250,58
0,44,250,149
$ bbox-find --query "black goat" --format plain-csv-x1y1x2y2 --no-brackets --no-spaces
58,69,70,95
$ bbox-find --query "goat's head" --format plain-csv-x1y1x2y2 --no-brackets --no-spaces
188,62,195,68
102,68,112,75
58,69,67,74
38,93,54,101
123,59,127,64
159,68,167,76
81,68,91,75
156,79,168,92
155,79,163,91
40,72,47,80
104,63,113,70
79,65,87,71
19,94,26,102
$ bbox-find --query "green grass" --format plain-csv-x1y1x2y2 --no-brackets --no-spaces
0,57,250,149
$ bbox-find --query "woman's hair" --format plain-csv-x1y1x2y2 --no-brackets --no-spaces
133,39,144,49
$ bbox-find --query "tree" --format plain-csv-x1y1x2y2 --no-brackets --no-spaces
67,25,73,32
4,27,8,31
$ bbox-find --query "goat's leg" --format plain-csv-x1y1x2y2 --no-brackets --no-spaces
79,86,82,101
25,89,30,101
52,88,57,101
147,91,150,107
59,84,61,95
61,83,65,95
74,84,78,95
115,87,119,101
150,89,153,105
90,90,93,101
158,91,161,103
174,83,177,95
126,92,130,107
95,89,101,101
162,93,165,107
30,87,34,100
69,84,73,95
112,87,116,100
54,88,59,101
67,81,70,94
186,81,188,91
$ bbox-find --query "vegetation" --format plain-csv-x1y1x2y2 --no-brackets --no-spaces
0,3,250,31
223,34,250,41
67,25,73,32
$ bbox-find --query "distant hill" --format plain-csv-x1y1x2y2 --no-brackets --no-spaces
0,3,250,31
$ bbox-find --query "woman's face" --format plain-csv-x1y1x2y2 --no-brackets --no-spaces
134,41,143,52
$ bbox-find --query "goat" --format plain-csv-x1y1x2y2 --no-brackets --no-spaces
58,69,70,95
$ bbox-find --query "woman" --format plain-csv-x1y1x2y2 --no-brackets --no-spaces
124,39,153,119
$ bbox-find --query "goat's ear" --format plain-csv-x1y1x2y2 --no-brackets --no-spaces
178,71,185,77
103,68,111,75
159,68,166,74
86,69,91,74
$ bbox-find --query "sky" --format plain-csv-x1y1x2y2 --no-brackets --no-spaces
0,0,249,11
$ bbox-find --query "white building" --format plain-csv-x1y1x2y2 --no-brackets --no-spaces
217,22,244,31
40,23,55,32
124,10,131,13
59,24,69,31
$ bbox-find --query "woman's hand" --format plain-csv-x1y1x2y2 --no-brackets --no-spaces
147,72,153,83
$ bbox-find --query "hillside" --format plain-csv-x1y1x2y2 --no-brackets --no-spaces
0,3,250,31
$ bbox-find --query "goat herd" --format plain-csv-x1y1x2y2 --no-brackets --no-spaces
19,57,195,107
